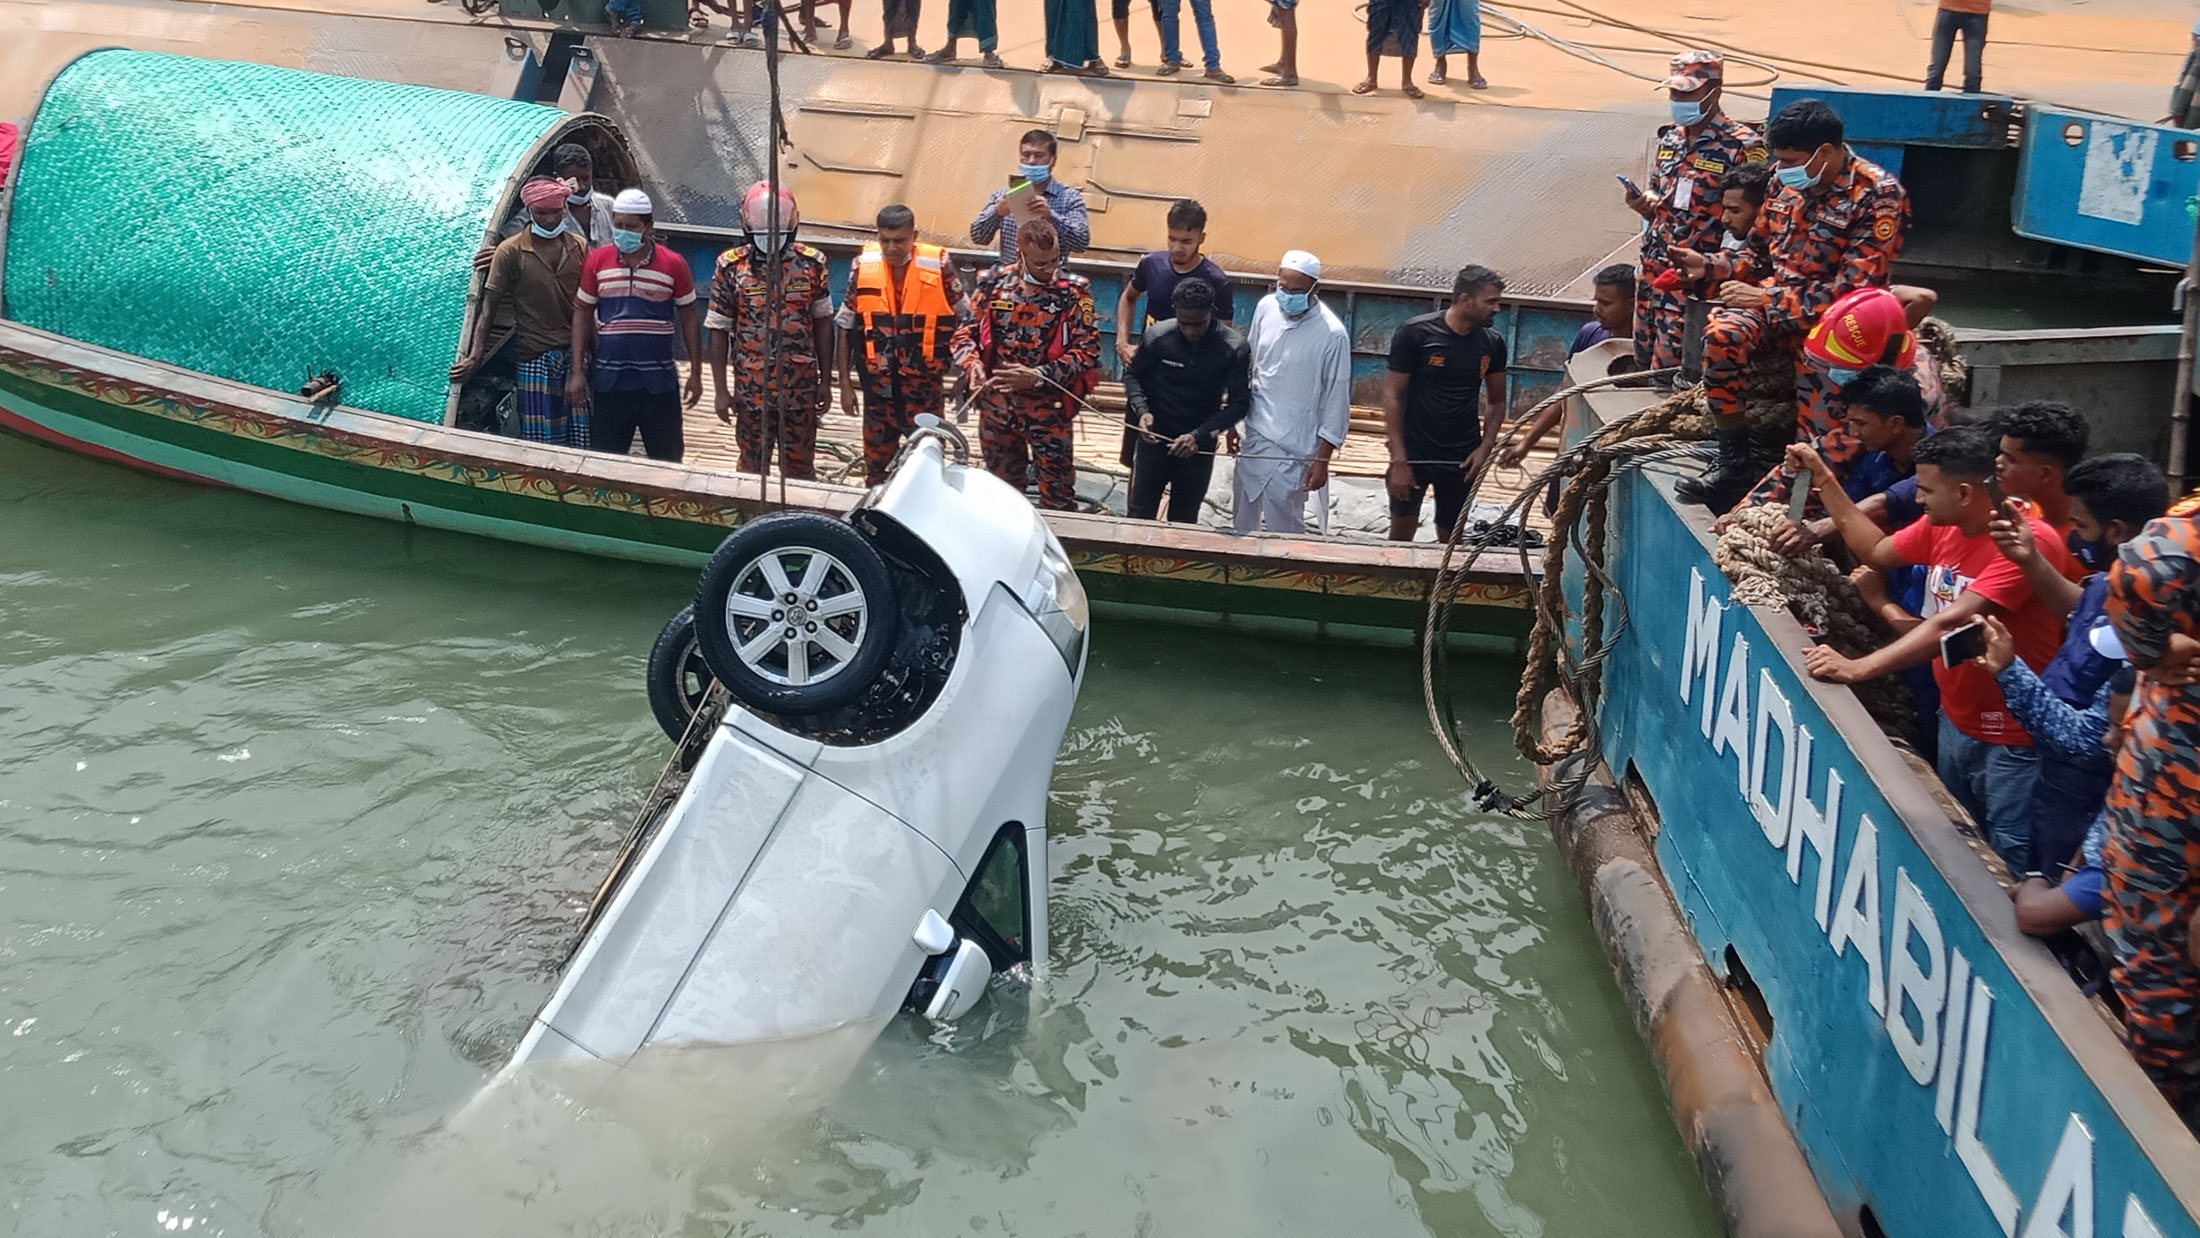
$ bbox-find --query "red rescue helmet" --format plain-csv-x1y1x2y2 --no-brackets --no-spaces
1806,287,1915,372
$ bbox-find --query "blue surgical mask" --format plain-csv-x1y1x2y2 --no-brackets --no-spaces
1776,158,1820,192
1669,100,1705,127
1276,288,1312,316
612,227,646,254
566,189,591,206
2069,532,2109,571
1018,162,1051,184
1825,365,1860,388
529,220,563,239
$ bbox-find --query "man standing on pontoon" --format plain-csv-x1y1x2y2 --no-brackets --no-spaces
1233,249,1350,536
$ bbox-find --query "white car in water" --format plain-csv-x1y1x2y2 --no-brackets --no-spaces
502,426,1088,1071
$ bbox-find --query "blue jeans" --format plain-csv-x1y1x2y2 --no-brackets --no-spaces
1937,714,2040,870
1924,9,1987,93
1154,0,1221,70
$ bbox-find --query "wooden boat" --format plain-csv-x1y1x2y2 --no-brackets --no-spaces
0,49,1536,637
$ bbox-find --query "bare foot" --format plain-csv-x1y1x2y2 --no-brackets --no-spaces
865,42,893,58
1402,81,1424,99
1260,73,1298,86
1351,77,1377,94
1259,61,1282,73
923,46,955,62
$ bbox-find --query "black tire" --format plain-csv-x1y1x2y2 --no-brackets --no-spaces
693,512,900,715
646,605,715,742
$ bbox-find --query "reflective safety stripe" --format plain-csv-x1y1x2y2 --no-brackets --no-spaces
848,241,957,366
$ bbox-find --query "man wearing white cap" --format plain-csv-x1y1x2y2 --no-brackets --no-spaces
1233,250,1350,535
569,187,702,462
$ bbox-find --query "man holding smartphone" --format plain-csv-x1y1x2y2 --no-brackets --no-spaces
1621,51,1765,376
1788,427,2073,868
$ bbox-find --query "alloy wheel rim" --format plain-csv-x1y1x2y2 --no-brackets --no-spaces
724,547,870,687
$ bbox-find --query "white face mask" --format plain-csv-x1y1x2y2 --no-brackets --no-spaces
1719,232,1746,252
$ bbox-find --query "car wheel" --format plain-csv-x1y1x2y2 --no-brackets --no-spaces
645,605,715,742
693,513,900,715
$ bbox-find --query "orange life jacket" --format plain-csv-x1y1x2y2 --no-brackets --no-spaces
846,242,957,368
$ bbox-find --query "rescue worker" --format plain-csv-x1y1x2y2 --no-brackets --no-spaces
950,219,1100,511
1733,286,1917,512
1671,97,1911,512
2101,508,2200,1123
1622,51,1765,377
706,182,836,481
835,204,973,486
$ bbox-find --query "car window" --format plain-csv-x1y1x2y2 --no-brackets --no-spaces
953,825,1028,968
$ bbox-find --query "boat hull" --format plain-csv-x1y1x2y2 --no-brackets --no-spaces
1564,371,2200,1236
0,324,1528,635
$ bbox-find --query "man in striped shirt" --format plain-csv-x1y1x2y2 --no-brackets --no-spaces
570,188,702,462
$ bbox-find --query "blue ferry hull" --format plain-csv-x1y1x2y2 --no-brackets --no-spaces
1584,451,2200,1235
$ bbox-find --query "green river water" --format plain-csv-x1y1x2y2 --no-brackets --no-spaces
0,436,1718,1237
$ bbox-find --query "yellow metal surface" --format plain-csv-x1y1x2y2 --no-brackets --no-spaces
4,0,2187,296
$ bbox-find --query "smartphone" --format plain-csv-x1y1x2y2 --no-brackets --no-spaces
1983,473,2009,511
1940,621,1988,668
1617,174,1642,198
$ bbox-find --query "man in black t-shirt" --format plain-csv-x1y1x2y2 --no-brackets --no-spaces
1383,264,1509,541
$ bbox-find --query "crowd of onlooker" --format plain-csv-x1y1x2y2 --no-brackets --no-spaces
1563,53,2200,1126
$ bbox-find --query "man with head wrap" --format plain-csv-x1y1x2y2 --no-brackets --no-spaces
705,182,836,481
488,143,616,261
452,177,590,446
949,218,1100,511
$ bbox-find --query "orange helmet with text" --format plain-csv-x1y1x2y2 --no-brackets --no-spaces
1805,287,1915,372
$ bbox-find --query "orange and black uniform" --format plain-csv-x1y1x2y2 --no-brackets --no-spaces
1699,149,1909,489
1635,113,1765,372
839,241,973,485
950,263,1100,511
2101,515,2200,1123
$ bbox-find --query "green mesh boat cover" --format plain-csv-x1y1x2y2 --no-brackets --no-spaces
3,51,574,424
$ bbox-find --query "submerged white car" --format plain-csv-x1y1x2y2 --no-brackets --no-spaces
503,426,1088,1071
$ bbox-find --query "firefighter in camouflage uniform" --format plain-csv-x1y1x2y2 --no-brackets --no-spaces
836,204,973,486
1625,51,1766,375
2102,512,2200,1124
706,182,835,481
949,219,1100,511
1670,97,1910,513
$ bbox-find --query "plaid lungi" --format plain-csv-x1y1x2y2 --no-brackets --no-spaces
516,348,585,446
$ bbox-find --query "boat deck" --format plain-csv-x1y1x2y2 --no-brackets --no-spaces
664,371,1562,541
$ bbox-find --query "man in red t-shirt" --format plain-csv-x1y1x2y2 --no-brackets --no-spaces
1790,427,2073,867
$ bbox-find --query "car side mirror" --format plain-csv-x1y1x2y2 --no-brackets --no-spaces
922,939,991,1022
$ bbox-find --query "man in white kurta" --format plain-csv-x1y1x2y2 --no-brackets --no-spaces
1234,250,1353,535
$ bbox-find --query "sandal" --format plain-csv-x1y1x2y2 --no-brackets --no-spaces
835,31,852,48
1425,68,1446,85
865,43,893,58
923,47,955,62
1203,68,1235,83
1260,73,1297,87
981,50,1005,67
1468,74,1488,89
1157,58,1185,76
1113,51,1132,68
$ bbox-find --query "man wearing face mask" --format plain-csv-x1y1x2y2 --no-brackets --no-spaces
969,130,1092,265
1671,97,1911,513
705,182,837,481
492,143,616,255
453,177,590,446
1985,454,2172,876
569,188,703,462
950,219,1099,511
1233,250,1351,536
1623,52,1765,378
